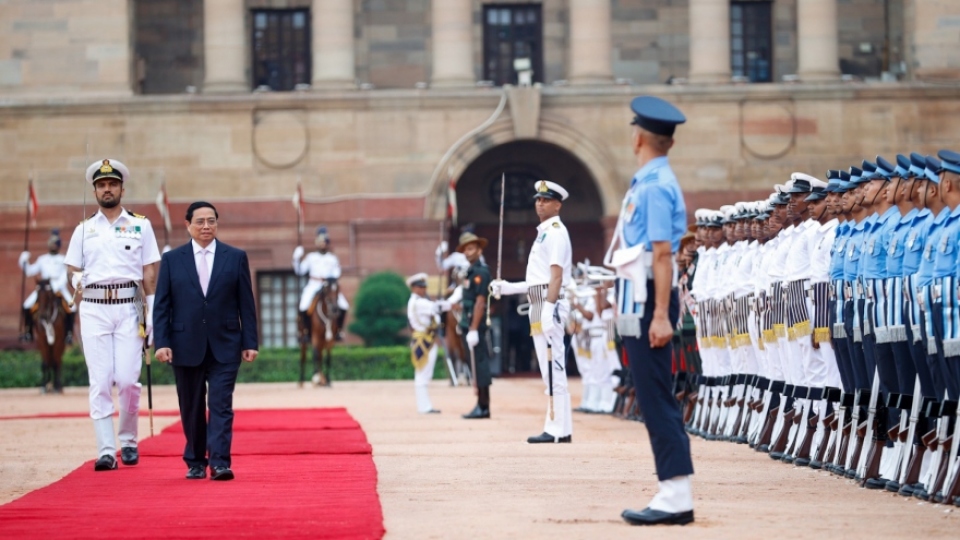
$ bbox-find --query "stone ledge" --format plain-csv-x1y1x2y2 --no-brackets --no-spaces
2,81,959,115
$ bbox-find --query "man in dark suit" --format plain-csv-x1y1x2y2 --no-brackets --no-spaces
154,201,258,481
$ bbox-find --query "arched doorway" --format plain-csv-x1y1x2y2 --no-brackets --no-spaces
453,140,605,375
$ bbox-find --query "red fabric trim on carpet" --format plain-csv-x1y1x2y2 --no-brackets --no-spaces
0,408,385,540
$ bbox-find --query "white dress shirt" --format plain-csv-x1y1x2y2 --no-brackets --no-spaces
526,216,572,288
64,208,161,287
193,238,217,286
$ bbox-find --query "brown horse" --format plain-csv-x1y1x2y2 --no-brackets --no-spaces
34,279,68,393
299,278,339,387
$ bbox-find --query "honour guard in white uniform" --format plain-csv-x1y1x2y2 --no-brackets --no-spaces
64,159,161,471
491,180,574,443
293,226,349,341
20,229,76,343
406,272,451,414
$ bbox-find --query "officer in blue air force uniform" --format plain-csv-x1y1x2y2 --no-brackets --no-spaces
612,96,695,527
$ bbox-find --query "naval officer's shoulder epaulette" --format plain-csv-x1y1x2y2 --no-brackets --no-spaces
80,212,97,224
127,210,146,219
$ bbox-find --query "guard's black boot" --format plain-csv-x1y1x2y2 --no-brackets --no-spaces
336,310,347,341
20,308,33,341
462,387,490,419
298,311,311,344
64,312,75,345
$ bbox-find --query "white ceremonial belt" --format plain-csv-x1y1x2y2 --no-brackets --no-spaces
82,287,137,301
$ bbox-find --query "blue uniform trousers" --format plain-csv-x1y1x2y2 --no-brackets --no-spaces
623,281,694,481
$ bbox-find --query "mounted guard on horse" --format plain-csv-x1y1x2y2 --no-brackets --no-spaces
20,229,76,345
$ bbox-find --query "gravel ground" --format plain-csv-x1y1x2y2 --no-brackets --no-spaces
0,378,957,539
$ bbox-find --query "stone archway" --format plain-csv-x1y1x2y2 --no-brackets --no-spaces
424,114,623,223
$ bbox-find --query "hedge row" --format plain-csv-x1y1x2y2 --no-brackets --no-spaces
0,345,450,389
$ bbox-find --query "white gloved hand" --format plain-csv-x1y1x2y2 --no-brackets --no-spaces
435,241,448,258
489,280,503,298
18,251,30,268
145,294,155,347
466,329,479,348
496,280,529,296
293,246,305,260
435,300,452,312
540,301,557,334
71,271,84,290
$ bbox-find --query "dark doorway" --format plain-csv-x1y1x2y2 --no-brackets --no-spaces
482,4,544,86
453,140,604,375
731,1,773,83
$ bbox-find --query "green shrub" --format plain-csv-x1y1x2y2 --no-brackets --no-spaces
348,271,410,347
0,346,449,388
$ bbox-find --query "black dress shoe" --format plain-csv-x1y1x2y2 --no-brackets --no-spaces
769,451,785,460
781,454,795,464
622,507,694,526
864,477,888,490
884,480,900,492
94,454,117,471
897,483,916,497
794,457,811,467
461,405,490,419
186,466,206,480
757,444,770,453
120,446,139,466
526,432,572,444
210,466,234,481
426,409,441,414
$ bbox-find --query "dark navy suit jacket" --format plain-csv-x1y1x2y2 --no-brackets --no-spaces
154,240,258,366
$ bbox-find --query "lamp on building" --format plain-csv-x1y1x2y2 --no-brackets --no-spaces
513,57,533,87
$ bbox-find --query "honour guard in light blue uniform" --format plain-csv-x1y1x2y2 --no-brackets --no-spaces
609,96,694,526
64,159,161,471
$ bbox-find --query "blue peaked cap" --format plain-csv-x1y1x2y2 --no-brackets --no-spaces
629,96,687,136
938,149,960,176
923,156,941,183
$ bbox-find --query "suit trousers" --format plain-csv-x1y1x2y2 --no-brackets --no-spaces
623,282,694,481
173,344,241,469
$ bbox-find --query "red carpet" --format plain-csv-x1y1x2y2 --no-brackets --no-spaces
0,408,385,539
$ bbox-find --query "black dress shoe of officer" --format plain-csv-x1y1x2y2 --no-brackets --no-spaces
574,407,589,413
781,454,796,464
897,483,916,497
884,480,900,493
210,466,235,481
864,477,888,490
120,446,139,466
844,468,857,479
795,457,811,467
769,451,785,460
527,432,571,444
733,436,748,445
622,507,694,526
461,405,490,419
426,409,441,414
757,444,770,453
932,491,947,504
186,466,206,480
912,488,930,501
94,454,117,471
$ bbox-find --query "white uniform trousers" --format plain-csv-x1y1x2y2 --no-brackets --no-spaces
298,280,350,312
571,334,592,409
79,301,143,457
532,300,572,438
587,334,615,412
414,343,439,413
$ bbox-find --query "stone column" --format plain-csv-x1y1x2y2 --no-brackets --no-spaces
797,0,840,81
202,0,247,93
688,0,731,83
906,0,960,81
430,0,474,88
568,0,613,85
312,0,357,89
